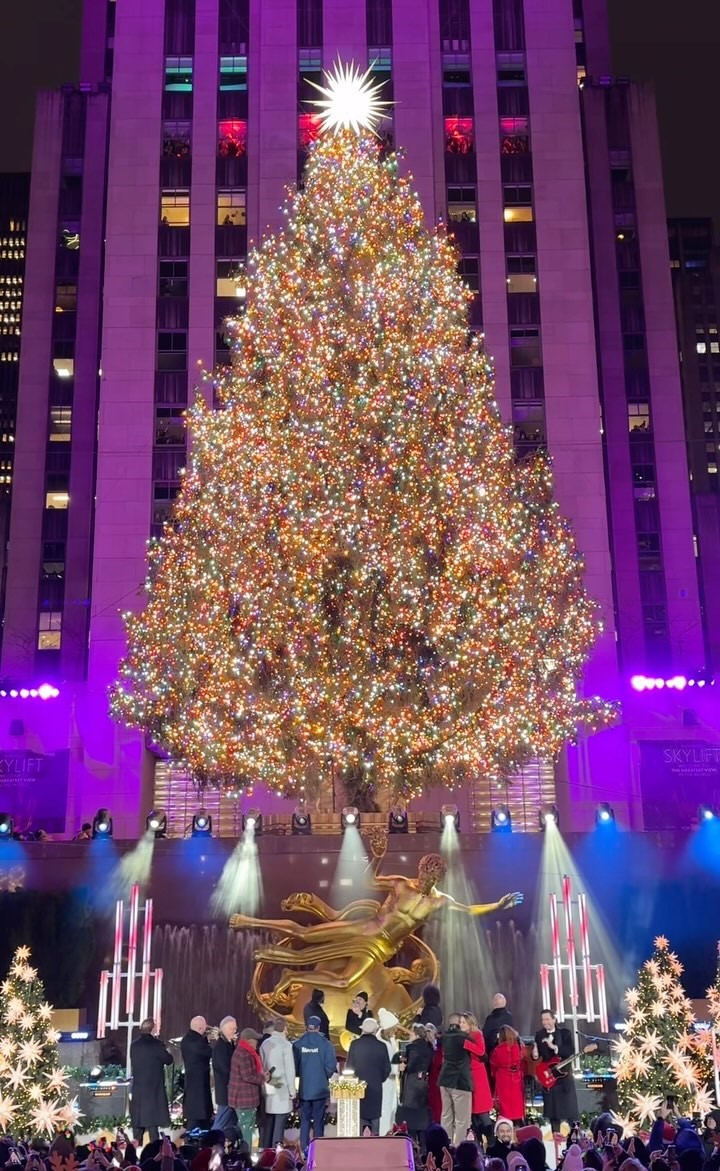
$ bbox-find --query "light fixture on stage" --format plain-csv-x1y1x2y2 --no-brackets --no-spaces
441,804,460,832
388,807,409,834
292,808,312,835
595,802,615,825
0,812,13,840
699,804,717,822
191,809,212,837
92,808,113,839
490,805,512,833
539,804,559,830
146,809,168,839
242,808,263,834
341,806,359,830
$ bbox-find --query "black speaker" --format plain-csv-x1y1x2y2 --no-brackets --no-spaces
77,1081,130,1121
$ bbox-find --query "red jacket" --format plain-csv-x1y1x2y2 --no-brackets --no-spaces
464,1030,493,1114
228,1041,264,1110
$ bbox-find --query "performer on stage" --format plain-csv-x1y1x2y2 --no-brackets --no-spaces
395,1023,434,1154
180,1015,213,1133
489,1026,525,1125
424,1022,443,1125
377,1007,401,1136
460,1012,493,1141
533,1009,578,1135
345,991,373,1037
129,1018,173,1145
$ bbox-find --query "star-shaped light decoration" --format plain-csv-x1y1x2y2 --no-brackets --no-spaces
0,980,11,997
631,1092,664,1123
694,1088,717,1118
0,1037,15,1059
20,1012,36,1032
19,965,37,984
0,1092,16,1130
654,935,669,951
645,959,660,976
45,1067,69,1094
625,987,640,1010
58,1097,83,1128
627,1051,651,1077
651,999,667,1018
641,1030,663,1057
46,1027,62,1045
5,1064,26,1091
28,1084,44,1101
612,1035,634,1063
4,998,23,1024
611,1112,637,1139
307,60,392,135
38,1002,53,1023
18,1037,43,1066
14,945,31,963
30,1099,63,1137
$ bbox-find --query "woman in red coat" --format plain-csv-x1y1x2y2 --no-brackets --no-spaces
424,1023,443,1124
461,1012,494,1140
489,1025,525,1124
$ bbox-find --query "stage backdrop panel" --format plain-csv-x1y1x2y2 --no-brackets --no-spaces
639,740,720,829
0,748,70,834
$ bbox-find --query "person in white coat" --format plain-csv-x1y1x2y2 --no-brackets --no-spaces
260,1018,297,1148
377,1007,401,1136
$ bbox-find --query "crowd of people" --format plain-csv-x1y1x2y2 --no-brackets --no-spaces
121,986,581,1159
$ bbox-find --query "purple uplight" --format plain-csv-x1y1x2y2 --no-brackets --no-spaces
0,683,60,700
630,673,712,692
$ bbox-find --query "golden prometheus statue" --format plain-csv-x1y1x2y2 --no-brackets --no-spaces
229,827,523,1045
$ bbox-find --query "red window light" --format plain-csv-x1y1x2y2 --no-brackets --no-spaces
218,120,247,158
444,117,474,155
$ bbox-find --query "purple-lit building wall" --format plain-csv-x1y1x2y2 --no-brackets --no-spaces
0,0,717,839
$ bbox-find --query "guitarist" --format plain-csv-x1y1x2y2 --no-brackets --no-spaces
532,1009,578,1135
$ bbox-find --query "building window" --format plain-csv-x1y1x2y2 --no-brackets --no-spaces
506,253,536,292
507,272,536,294
447,186,477,222
159,259,188,298
162,120,191,158
42,542,65,578
38,611,62,651
697,341,707,354
55,283,77,312
368,47,392,72
45,490,69,509
628,402,650,432
161,189,190,226
458,257,479,292
155,407,185,446
445,117,474,154
442,52,471,86
510,327,541,367
53,358,74,379
165,56,193,91
216,259,246,299
503,184,533,222
500,115,529,154
49,407,72,442
219,54,247,90
157,330,188,372
217,188,246,226
299,114,323,150
218,119,247,157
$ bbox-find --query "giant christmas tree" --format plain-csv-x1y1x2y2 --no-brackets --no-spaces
614,935,714,1125
110,64,616,803
0,946,79,1136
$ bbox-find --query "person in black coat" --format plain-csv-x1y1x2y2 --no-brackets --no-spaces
130,1018,173,1144
533,1009,578,1133
414,984,443,1031
303,989,330,1039
483,995,514,1055
212,1016,238,1138
181,1015,213,1132
346,1019,391,1134
345,991,373,1037
394,1024,433,1153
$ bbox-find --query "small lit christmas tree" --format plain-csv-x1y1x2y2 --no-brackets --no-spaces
615,935,713,1126
0,946,80,1136
110,62,616,804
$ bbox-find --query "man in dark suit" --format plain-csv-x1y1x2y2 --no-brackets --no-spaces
438,1013,473,1146
129,1018,173,1144
180,1015,213,1133
483,994,514,1055
212,1015,238,1138
533,1008,578,1134
345,991,373,1037
346,1018,391,1135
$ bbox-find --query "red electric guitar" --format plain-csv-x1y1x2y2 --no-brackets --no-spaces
535,1043,597,1090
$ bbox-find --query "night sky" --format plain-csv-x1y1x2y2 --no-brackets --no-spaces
1,0,719,227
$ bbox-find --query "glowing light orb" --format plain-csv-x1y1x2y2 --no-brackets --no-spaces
308,60,392,135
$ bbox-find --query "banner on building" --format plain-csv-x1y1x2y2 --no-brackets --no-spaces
0,749,70,834
639,740,720,829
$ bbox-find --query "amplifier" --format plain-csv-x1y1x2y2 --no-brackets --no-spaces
77,1081,130,1121
307,1137,414,1171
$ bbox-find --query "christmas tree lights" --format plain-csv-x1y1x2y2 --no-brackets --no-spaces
0,946,79,1136
615,936,714,1125
110,113,616,802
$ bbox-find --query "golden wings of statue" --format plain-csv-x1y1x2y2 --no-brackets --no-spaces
229,826,523,1044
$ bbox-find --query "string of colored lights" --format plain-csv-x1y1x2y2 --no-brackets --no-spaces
110,125,617,802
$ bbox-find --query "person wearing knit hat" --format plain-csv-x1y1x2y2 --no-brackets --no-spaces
486,1118,516,1165
561,1144,584,1171
675,1121,704,1157
507,1152,530,1171
377,1007,401,1136
256,1151,277,1169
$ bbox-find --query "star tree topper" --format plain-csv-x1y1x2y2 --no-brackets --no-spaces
307,59,392,135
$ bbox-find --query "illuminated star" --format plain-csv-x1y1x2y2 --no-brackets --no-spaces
0,1092,15,1130
695,1088,717,1118
38,1003,53,1023
625,987,640,1010
307,60,392,135
4,998,23,1024
20,1012,35,1032
45,1068,69,1094
18,1038,43,1065
28,1084,44,1101
58,1097,83,1128
627,1051,651,1077
0,981,11,997
19,966,37,984
5,1065,26,1091
30,1099,63,1137
654,935,669,951
645,959,660,977
641,1030,663,1057
631,1093,664,1123
0,1037,15,1059
611,1113,637,1139
613,1036,634,1063
14,946,31,963
651,999,667,1018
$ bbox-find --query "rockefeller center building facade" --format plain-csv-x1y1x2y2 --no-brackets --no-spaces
1,0,715,837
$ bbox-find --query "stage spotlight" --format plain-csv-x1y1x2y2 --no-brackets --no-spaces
291,808,312,835
490,805,512,833
191,810,212,837
341,806,359,830
0,812,13,840
441,804,460,832
146,809,168,839
596,802,615,825
699,804,717,822
539,804,559,830
242,808,263,834
92,808,113,839
388,807,409,834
